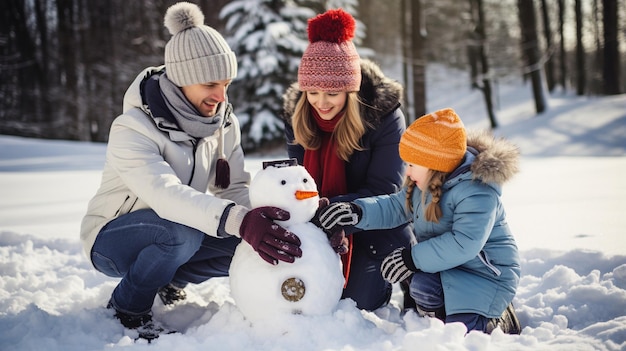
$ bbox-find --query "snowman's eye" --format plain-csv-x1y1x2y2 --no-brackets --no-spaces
281,180,287,185
303,178,308,183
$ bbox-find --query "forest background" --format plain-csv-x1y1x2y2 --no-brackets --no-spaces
1,0,624,153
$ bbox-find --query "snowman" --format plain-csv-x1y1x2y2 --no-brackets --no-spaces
229,159,344,323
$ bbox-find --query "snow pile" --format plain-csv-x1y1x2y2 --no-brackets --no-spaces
1,234,624,350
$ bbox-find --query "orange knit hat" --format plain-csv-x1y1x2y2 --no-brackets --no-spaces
399,108,467,172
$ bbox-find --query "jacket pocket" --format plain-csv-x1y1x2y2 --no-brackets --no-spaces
114,195,138,217
478,250,502,276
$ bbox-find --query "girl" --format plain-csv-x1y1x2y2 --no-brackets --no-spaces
316,108,522,334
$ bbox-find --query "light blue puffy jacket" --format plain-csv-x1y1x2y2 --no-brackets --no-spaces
355,131,521,317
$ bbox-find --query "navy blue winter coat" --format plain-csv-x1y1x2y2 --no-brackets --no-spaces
282,60,414,309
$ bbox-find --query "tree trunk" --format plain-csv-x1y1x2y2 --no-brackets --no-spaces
558,0,567,91
540,0,555,92
33,0,50,95
401,0,411,120
0,0,44,136
411,0,426,120
575,0,586,95
56,0,79,139
518,0,547,113
602,0,621,94
592,0,603,94
83,0,116,141
470,0,498,128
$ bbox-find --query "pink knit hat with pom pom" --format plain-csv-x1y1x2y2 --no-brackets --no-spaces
298,9,361,92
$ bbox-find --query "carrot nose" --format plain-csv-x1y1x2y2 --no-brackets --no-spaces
295,190,318,200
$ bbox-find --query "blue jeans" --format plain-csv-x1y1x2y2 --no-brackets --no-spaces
409,271,489,332
91,209,240,314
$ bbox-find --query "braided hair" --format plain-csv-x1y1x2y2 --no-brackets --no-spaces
404,170,448,223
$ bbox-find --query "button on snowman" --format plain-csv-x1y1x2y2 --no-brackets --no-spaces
229,159,344,323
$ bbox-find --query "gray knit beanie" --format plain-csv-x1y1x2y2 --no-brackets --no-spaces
163,2,237,87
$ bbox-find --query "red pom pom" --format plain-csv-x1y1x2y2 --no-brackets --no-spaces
307,8,356,44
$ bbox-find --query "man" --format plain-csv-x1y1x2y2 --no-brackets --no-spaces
80,2,301,340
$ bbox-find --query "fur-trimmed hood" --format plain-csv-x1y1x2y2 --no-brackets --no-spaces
282,59,403,127
466,130,520,185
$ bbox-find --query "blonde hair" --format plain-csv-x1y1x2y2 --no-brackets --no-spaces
404,170,447,223
291,91,366,161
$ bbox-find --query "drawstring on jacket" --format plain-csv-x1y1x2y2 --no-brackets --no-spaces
215,122,230,189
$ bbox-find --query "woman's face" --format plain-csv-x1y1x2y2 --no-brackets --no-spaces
406,163,430,191
305,91,348,120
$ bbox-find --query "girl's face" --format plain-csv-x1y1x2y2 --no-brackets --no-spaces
406,163,430,191
306,91,348,120
181,79,232,117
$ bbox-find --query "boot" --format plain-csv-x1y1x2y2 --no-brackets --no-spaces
486,303,522,335
415,304,446,321
158,283,187,306
107,301,173,341
399,278,416,312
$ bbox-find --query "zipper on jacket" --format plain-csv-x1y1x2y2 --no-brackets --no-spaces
478,250,502,276
187,139,199,186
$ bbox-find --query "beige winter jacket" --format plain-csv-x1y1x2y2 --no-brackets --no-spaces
80,67,251,260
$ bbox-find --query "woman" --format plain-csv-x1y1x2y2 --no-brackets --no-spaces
282,8,414,311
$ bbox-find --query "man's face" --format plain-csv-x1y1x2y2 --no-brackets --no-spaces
181,79,232,117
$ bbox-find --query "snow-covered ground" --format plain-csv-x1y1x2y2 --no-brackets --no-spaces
1,66,625,350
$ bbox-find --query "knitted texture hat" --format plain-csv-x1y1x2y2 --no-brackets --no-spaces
298,9,361,92
164,2,237,87
399,108,467,173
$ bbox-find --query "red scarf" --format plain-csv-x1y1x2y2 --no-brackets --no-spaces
303,110,353,286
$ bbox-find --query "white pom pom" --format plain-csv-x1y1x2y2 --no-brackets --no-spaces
164,2,205,35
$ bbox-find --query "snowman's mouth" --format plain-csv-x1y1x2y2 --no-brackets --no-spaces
295,190,318,200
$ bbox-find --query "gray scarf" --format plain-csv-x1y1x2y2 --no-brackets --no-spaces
159,73,225,139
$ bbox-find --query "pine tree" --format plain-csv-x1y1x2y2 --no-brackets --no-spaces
221,0,315,151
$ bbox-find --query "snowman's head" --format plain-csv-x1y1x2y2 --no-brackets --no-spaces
249,164,319,226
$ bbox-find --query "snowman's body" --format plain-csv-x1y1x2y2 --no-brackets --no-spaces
229,163,344,323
